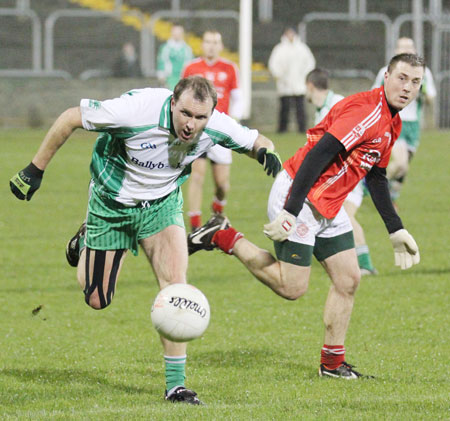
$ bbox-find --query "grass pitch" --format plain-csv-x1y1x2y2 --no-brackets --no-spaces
0,128,449,420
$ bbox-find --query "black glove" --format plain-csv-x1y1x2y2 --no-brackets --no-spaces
10,162,44,201
257,148,282,177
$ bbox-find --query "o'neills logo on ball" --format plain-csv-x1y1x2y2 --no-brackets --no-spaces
169,296,208,318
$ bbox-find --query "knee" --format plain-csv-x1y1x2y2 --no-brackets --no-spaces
191,163,206,182
335,271,360,296
389,158,408,178
396,161,409,177
278,281,308,301
85,290,111,310
83,277,116,310
190,173,205,187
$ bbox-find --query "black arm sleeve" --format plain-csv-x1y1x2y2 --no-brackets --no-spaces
365,165,403,233
284,132,345,216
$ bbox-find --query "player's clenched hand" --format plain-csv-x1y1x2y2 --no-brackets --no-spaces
9,162,44,201
263,209,296,242
389,229,420,270
257,147,282,177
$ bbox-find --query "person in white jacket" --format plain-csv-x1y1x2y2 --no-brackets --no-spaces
269,27,316,133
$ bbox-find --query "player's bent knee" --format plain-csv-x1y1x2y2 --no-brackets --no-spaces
83,249,123,310
391,162,407,177
84,277,117,309
336,271,360,296
390,159,409,178
350,273,361,294
85,289,110,310
278,280,309,300
283,286,308,300
277,262,310,300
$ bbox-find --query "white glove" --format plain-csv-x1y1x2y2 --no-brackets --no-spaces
389,229,420,270
263,210,296,242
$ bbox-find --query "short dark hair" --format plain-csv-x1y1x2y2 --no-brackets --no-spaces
387,53,426,73
173,76,218,110
203,30,222,39
306,68,329,90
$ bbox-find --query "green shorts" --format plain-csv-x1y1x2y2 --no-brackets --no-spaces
398,120,420,152
85,186,185,256
274,231,355,267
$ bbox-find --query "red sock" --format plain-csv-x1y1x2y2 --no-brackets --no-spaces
321,345,345,370
212,227,244,255
188,212,202,230
212,197,226,214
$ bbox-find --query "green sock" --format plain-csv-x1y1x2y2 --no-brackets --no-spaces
356,245,375,271
164,355,186,393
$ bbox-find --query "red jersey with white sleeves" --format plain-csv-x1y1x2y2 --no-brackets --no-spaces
284,87,402,218
182,57,239,115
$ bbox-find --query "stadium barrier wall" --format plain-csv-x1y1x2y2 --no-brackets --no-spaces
0,77,434,131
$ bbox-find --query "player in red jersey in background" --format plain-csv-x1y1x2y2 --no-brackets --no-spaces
182,30,243,231
189,54,423,379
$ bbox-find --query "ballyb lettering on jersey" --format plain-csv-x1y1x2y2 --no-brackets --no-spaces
131,157,181,169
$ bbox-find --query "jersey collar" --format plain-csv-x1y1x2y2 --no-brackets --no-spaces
159,95,173,130
379,87,400,119
159,95,178,137
317,90,334,113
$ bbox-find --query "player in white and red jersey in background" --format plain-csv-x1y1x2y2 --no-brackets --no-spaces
182,30,243,231
189,54,423,379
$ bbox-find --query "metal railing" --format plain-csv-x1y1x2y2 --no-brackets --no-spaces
434,21,450,128
44,8,146,77
0,6,42,75
393,14,450,127
298,0,450,128
299,11,393,65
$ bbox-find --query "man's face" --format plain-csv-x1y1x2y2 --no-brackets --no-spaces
384,61,424,111
284,28,296,42
171,25,184,42
202,32,223,61
305,81,313,101
171,89,214,143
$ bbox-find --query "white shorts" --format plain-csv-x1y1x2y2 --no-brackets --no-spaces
267,170,353,247
345,180,364,208
206,144,232,165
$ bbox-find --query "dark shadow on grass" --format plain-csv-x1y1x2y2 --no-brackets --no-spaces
193,346,313,375
383,267,450,277
0,368,155,395
193,347,276,368
194,347,384,382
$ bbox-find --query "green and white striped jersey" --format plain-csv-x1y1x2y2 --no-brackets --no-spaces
80,88,258,206
156,40,193,90
314,90,345,125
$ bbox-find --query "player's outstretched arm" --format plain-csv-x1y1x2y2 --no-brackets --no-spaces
10,107,83,200
250,134,282,178
365,165,420,270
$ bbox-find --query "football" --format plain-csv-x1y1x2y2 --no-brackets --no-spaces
151,283,210,342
